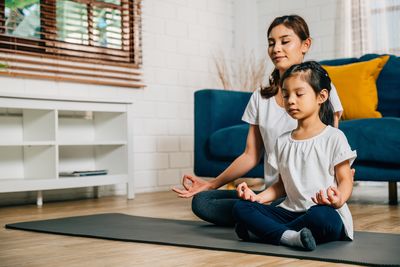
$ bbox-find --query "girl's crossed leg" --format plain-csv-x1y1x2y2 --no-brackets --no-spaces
232,200,346,247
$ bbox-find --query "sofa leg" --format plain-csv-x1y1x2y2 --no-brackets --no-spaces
389,182,398,205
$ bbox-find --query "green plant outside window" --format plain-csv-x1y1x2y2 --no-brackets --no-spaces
5,0,40,38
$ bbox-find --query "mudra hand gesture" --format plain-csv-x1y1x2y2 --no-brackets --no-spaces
236,182,261,203
172,174,212,198
311,186,343,209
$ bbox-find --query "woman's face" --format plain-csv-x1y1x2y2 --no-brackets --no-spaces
268,24,311,74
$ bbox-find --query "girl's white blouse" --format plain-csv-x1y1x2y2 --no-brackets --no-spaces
242,84,343,186
268,126,356,239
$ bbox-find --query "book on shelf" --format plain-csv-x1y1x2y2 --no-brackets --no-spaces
59,169,108,177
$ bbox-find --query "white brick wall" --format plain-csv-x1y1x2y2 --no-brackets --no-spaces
0,0,345,206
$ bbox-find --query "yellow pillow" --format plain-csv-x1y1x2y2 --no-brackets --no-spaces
323,55,389,120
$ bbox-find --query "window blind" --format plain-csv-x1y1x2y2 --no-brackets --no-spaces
0,0,143,88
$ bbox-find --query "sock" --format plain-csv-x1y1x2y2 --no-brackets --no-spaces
235,223,250,241
280,228,316,251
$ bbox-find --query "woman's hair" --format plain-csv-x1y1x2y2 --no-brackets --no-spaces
279,61,334,126
261,15,310,98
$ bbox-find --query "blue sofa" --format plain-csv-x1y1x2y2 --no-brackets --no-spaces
194,54,400,204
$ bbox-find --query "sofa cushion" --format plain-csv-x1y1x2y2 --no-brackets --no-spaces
321,54,400,118
359,54,400,117
339,117,400,164
323,56,389,120
209,124,248,160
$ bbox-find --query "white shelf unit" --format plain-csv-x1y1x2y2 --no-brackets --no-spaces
0,95,134,206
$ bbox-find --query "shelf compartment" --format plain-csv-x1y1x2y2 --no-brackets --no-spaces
58,145,127,176
0,108,55,143
58,111,127,144
23,109,56,141
0,145,56,180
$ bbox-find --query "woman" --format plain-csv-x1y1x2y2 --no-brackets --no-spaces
173,15,344,226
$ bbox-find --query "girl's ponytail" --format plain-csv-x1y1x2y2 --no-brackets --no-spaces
319,98,334,127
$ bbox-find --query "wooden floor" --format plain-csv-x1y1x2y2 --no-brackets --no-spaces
0,189,399,267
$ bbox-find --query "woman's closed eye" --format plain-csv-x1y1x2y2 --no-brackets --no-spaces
268,40,289,47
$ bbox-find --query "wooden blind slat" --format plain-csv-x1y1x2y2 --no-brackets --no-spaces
0,56,142,76
0,71,145,88
0,48,141,69
0,38,130,59
7,65,141,82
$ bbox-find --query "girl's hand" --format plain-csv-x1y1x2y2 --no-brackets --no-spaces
236,182,260,202
172,174,212,198
311,186,343,209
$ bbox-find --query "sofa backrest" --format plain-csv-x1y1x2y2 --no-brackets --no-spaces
194,89,253,176
320,54,400,117
195,89,251,133
359,54,400,117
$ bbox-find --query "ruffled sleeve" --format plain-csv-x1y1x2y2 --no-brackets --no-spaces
242,90,260,125
329,131,357,176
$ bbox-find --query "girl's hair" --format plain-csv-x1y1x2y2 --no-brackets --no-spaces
280,61,334,126
261,15,310,98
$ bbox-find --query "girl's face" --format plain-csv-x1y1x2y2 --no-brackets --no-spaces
268,24,311,74
281,74,327,122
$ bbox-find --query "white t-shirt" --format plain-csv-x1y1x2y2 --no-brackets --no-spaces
268,126,357,239
242,84,343,186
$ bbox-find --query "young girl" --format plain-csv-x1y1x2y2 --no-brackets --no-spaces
173,15,347,227
232,61,356,251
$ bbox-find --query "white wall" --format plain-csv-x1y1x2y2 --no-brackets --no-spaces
136,0,235,192
0,0,345,205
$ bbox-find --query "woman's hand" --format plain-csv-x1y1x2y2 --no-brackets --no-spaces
311,186,343,209
236,182,260,202
172,174,212,198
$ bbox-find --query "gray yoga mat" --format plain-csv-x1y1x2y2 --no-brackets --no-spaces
5,213,400,266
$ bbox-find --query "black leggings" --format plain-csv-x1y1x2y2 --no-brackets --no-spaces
191,190,240,226
191,189,282,226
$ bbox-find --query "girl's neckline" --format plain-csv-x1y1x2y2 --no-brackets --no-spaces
289,125,331,142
